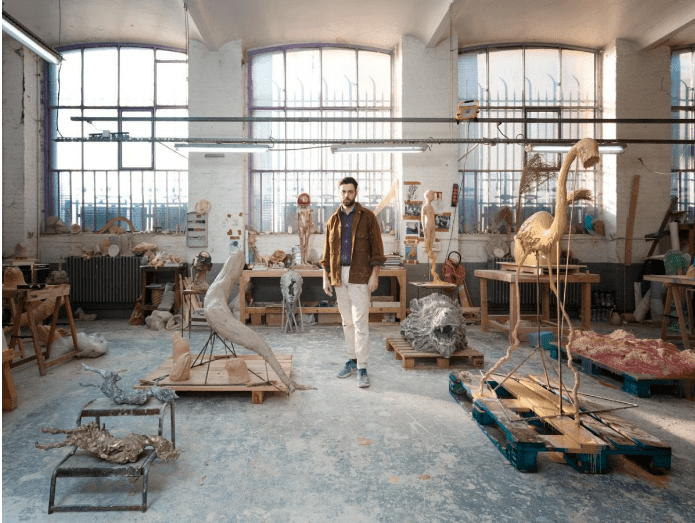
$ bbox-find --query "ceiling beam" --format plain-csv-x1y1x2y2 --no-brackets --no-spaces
184,0,218,51
635,0,695,49
424,0,459,48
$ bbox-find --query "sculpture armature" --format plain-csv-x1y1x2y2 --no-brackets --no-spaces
481,138,601,420
421,190,444,284
204,250,313,392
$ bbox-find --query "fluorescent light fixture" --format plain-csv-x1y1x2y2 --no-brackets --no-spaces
2,11,62,64
174,143,270,153
526,143,626,154
330,144,428,154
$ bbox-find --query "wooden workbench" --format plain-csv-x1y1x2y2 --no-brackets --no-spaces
643,274,695,350
474,269,599,342
239,267,407,324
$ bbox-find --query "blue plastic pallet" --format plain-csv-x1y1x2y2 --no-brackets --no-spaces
548,343,694,398
449,371,672,474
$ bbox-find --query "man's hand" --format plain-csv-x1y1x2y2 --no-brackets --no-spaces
323,273,333,297
368,272,379,293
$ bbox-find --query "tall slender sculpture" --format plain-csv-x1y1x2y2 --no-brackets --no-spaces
482,138,600,419
421,190,444,284
296,192,314,268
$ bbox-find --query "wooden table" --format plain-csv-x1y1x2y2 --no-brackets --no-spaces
643,274,695,350
239,267,407,324
2,284,79,376
474,269,599,342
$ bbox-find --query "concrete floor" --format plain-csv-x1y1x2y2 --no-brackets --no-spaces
3,317,695,522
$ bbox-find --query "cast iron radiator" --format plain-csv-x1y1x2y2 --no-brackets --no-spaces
66,256,142,305
486,255,580,312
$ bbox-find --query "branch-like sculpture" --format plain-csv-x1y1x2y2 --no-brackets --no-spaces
204,250,313,392
481,138,600,419
36,422,178,464
81,364,178,404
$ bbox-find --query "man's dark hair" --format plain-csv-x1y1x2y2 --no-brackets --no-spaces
338,176,358,189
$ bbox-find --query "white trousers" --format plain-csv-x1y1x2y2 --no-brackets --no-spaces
334,266,370,369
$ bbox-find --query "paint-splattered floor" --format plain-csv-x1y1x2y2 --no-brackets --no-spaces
3,318,694,522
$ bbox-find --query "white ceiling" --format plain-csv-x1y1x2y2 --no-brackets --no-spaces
3,0,695,53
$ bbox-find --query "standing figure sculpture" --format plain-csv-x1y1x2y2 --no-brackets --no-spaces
421,190,444,284
296,193,314,268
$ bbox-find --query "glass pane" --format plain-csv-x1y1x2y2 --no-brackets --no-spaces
82,171,96,231
119,171,131,222
156,49,186,61
358,51,391,107
84,48,118,105
84,142,117,170
488,49,522,106
525,48,560,104
286,49,320,108
55,142,82,170
142,171,155,230
156,143,187,170
286,110,320,171
155,108,187,139
56,50,82,106
71,174,84,227
322,49,357,107
251,110,285,171
84,108,119,135
562,50,595,105
94,171,109,231
131,171,145,230
251,52,284,107
120,48,155,106
458,51,486,102
157,62,187,105
56,108,83,138
122,110,153,169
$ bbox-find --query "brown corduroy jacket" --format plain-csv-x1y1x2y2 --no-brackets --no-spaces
320,202,386,285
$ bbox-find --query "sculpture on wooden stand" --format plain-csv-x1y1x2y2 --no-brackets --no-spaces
421,190,444,284
296,193,314,268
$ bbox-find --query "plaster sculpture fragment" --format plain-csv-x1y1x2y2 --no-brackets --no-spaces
225,358,249,383
170,353,191,381
204,250,313,392
400,294,467,358
36,422,178,464
3,267,27,288
190,251,212,292
132,242,158,254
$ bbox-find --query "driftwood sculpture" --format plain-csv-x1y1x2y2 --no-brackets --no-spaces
36,422,178,464
204,250,312,392
482,138,601,417
169,332,191,382
280,270,303,333
81,364,178,404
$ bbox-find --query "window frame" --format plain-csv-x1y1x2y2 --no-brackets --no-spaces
44,43,189,232
247,44,395,234
457,43,601,234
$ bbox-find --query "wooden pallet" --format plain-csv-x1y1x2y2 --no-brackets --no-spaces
386,337,483,369
137,354,291,404
449,371,672,474
548,343,695,399
497,261,586,275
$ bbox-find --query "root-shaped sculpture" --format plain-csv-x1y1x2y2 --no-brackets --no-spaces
204,250,313,392
481,138,600,422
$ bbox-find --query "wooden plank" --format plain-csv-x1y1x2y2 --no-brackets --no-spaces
625,174,640,267
494,376,608,452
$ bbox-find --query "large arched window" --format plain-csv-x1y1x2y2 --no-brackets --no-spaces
46,45,188,232
671,46,695,217
458,45,600,233
248,45,394,233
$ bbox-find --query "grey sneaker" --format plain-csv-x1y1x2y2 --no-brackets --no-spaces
357,369,370,388
337,360,357,378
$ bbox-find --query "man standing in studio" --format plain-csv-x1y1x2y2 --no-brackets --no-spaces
321,177,386,388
